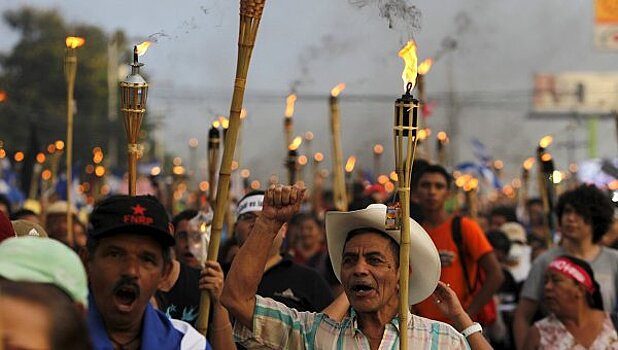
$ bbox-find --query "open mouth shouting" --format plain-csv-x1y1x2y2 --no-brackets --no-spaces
350,281,376,298
113,282,140,313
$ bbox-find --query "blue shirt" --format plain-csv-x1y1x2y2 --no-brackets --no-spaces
87,293,211,350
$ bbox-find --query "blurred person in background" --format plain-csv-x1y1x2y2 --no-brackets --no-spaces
489,206,518,231
45,200,86,249
288,212,342,295
514,184,618,350
10,208,40,224
500,222,532,284
523,256,618,349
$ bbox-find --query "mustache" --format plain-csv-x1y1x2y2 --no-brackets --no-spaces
112,276,141,297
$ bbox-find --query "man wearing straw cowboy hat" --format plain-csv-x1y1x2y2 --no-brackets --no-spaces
222,184,474,349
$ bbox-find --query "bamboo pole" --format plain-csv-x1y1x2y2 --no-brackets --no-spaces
197,0,267,336
64,37,84,246
329,85,348,211
394,81,419,350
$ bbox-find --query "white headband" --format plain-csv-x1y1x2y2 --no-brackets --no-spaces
236,193,264,216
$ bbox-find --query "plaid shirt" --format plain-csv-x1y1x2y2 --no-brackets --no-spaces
234,295,470,349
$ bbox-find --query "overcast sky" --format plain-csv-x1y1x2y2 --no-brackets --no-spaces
1,0,616,187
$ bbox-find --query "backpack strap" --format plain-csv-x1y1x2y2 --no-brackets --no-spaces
451,216,475,294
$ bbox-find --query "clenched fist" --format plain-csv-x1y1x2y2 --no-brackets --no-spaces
260,184,306,225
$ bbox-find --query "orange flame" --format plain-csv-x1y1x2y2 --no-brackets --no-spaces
314,152,324,162
288,136,302,151
285,94,297,118
65,36,85,49
523,157,535,170
418,58,433,75
136,41,152,56
330,83,346,97
398,40,418,90
218,116,229,129
539,135,553,148
437,131,448,142
240,108,248,119
373,144,384,155
345,156,357,173
541,153,552,162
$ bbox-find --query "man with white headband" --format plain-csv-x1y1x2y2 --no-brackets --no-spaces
226,190,333,313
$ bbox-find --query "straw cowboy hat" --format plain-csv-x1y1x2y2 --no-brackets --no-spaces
326,203,441,305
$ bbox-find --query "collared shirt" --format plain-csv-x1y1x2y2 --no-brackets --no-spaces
234,295,469,349
87,293,210,350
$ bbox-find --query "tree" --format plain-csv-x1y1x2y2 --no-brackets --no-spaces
0,6,136,188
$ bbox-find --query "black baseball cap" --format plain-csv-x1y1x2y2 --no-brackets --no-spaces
89,195,175,247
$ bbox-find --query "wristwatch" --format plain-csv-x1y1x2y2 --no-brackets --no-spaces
461,322,482,338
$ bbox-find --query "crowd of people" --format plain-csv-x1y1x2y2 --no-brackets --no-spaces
0,160,617,349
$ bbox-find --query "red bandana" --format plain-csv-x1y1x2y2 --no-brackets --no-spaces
547,257,595,294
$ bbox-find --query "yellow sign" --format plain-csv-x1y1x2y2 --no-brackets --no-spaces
596,0,618,23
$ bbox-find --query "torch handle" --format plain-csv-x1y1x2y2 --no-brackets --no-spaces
65,50,77,247
128,151,137,196
198,4,266,336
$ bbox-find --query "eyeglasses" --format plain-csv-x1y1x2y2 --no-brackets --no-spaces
237,212,258,222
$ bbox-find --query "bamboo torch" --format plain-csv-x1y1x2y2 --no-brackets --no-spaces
464,177,479,221
198,0,267,336
120,41,151,196
345,155,356,205
287,136,302,185
64,36,85,246
329,83,348,211
536,135,556,244
521,157,535,207
416,58,432,160
208,121,221,202
373,144,384,181
394,40,420,350
284,93,296,149
436,131,449,166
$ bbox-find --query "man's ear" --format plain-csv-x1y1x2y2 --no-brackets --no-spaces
168,223,175,236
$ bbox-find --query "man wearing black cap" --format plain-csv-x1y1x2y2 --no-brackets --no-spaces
85,195,211,350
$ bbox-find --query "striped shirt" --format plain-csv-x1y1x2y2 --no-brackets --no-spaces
234,295,470,349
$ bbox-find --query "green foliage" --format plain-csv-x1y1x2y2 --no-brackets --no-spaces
0,6,131,171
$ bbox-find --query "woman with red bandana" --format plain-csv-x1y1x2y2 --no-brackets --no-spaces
524,256,618,349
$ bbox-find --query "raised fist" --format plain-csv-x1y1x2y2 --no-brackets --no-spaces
261,184,306,225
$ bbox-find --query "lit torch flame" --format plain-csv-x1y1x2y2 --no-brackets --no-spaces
65,36,85,49
437,131,448,143
539,135,553,148
331,83,346,97
314,152,324,162
285,94,297,118
135,41,152,57
212,120,221,128
218,116,229,129
418,58,433,75
523,157,535,170
288,136,302,151
398,40,418,90
345,156,357,173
